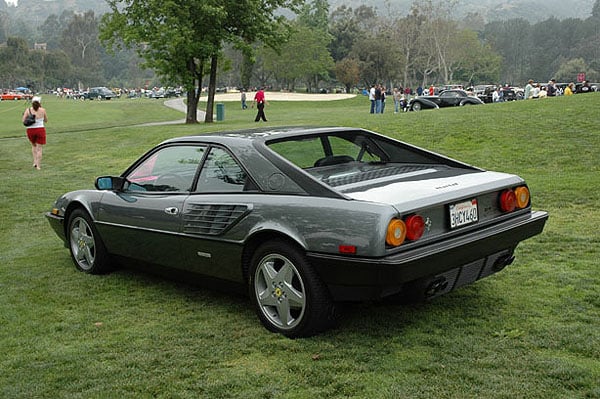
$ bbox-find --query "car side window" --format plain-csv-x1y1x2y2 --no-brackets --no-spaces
195,147,247,193
127,145,205,192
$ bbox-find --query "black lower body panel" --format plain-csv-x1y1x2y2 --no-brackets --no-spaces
307,211,548,301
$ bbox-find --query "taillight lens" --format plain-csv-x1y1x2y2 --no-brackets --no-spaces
514,186,530,209
405,214,425,241
386,219,406,246
499,189,517,212
500,186,530,213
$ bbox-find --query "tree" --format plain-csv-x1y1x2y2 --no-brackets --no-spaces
61,11,103,85
101,0,301,123
482,18,533,83
328,5,374,62
262,23,334,91
0,37,29,88
335,57,360,93
410,0,460,84
449,30,501,84
592,0,600,18
555,58,598,82
298,0,330,32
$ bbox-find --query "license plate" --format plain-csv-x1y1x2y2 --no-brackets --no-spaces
449,199,478,228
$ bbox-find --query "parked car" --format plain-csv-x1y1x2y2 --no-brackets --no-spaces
164,87,182,98
149,88,165,98
1,91,25,100
409,89,483,111
46,127,548,337
81,87,117,100
476,86,518,103
575,82,598,93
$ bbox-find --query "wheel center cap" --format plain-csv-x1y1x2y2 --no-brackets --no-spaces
274,287,283,297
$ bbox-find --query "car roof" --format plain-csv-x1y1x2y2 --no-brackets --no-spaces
161,126,360,146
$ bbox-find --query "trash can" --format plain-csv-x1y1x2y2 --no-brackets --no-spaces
216,103,225,121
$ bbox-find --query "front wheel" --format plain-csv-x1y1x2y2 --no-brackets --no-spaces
249,239,336,338
411,102,422,111
67,209,111,274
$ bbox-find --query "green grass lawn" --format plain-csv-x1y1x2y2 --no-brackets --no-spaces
1,94,599,398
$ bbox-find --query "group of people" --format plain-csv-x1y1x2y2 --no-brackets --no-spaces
523,79,560,99
523,79,595,100
368,84,387,114
368,84,413,114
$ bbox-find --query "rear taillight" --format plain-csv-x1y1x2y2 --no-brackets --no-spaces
500,186,530,213
500,189,517,212
405,214,425,241
387,214,426,247
386,219,406,247
514,186,530,208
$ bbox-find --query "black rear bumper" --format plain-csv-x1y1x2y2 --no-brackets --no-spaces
307,211,548,301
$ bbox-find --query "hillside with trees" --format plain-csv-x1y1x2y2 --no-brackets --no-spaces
1,0,599,110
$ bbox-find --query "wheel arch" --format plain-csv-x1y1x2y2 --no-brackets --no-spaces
241,230,306,282
62,200,96,238
412,98,438,110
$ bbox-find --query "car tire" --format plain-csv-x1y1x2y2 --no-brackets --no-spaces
67,208,111,274
249,239,336,338
412,102,422,111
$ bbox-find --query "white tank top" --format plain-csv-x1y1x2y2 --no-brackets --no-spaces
27,109,45,129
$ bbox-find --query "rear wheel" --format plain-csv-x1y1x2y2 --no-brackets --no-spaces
249,239,336,337
412,102,422,111
67,209,111,274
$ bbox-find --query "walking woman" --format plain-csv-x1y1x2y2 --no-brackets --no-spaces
22,96,48,170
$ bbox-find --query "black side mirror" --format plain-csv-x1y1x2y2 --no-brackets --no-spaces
95,176,126,191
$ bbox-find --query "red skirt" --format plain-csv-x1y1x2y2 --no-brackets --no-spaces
27,127,46,145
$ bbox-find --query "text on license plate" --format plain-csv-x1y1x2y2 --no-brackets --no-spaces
449,199,478,228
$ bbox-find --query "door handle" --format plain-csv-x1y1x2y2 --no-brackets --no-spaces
164,207,179,215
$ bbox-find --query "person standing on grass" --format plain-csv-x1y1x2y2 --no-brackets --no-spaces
253,88,267,122
524,79,534,99
22,96,48,170
241,90,248,109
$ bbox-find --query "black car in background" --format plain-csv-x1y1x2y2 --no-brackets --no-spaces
408,89,483,111
477,86,517,103
81,87,117,100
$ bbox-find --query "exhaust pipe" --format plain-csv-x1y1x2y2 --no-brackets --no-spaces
425,277,448,298
493,254,515,272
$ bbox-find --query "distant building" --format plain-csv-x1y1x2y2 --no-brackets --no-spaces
34,43,47,51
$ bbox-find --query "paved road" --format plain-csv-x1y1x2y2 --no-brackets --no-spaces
139,98,205,126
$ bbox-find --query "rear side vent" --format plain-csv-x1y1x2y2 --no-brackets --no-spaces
183,204,249,235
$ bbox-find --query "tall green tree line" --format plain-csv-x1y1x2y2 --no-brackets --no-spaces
2,0,599,102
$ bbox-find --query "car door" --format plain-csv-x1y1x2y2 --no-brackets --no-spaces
96,144,207,268
177,146,253,282
439,91,461,106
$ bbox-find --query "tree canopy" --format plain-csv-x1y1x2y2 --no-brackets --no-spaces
99,0,301,123
1,0,599,99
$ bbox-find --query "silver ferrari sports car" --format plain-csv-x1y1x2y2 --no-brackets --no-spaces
46,127,548,337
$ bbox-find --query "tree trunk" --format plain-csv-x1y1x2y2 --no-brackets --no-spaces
204,54,218,123
186,58,201,124
186,89,199,124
